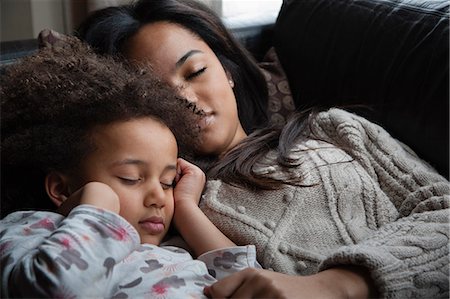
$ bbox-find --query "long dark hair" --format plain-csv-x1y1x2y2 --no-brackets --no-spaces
76,0,315,190
76,0,268,134
207,110,319,190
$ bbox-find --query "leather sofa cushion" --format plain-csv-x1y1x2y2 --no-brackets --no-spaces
274,0,449,177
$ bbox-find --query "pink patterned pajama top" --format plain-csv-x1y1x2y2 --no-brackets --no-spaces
0,205,259,298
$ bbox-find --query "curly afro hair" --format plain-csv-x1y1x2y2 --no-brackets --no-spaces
1,35,202,217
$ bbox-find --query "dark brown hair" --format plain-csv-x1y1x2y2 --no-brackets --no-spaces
76,0,320,190
76,0,268,134
207,110,319,190
1,36,201,217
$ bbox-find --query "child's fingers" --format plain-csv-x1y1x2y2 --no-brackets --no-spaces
177,157,194,172
176,158,205,179
175,161,182,183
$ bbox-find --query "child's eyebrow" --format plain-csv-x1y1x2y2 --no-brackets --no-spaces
112,159,146,166
164,165,177,172
112,159,177,172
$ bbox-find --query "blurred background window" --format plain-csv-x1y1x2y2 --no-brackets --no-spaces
1,0,281,42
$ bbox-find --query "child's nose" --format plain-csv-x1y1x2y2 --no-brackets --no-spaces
143,184,166,208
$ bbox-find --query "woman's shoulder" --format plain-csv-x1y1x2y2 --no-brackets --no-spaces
312,108,369,126
308,108,390,143
281,108,375,142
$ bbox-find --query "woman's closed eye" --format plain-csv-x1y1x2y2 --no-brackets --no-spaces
186,67,206,80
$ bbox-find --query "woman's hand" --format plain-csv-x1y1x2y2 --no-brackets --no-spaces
204,268,336,299
204,266,375,299
57,182,120,216
173,158,206,209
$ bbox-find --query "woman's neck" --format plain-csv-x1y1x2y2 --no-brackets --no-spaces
219,125,247,159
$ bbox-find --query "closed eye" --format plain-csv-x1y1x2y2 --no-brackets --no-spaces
161,181,175,190
186,67,206,80
118,177,141,185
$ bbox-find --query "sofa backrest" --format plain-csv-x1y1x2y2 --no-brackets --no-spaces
274,0,449,178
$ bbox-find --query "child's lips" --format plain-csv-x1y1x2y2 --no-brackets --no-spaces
139,216,165,234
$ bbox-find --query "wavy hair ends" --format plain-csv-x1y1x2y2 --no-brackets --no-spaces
207,110,319,190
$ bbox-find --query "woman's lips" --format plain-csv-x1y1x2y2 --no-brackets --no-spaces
199,113,215,130
139,216,165,234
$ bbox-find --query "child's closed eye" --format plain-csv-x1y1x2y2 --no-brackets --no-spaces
161,180,175,190
118,177,142,185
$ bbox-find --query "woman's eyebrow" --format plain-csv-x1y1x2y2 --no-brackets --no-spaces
175,49,203,68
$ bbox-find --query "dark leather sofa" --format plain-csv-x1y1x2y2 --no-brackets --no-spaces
1,0,448,178
235,0,448,178
272,0,449,178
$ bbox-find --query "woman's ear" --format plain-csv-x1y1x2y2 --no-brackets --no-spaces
45,172,71,207
225,69,234,88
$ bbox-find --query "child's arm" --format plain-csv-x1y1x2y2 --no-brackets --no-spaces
1,183,140,298
56,181,120,216
172,158,235,257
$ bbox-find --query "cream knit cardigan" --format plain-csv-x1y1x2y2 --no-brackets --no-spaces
200,109,449,298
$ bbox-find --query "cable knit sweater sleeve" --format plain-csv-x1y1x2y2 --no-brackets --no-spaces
312,109,449,298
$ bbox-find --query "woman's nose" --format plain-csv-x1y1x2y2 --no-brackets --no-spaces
143,183,166,208
178,86,199,104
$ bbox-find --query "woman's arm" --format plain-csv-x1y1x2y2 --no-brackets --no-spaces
312,108,449,298
204,266,376,299
173,158,235,257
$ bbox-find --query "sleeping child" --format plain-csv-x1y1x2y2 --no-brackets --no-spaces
0,34,258,298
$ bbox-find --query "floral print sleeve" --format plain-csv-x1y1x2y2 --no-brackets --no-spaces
197,245,261,280
1,207,260,298
0,205,140,298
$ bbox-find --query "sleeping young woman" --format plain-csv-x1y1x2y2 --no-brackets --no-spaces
77,0,449,298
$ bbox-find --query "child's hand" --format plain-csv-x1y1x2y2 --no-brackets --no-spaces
172,159,235,255
57,182,120,216
173,158,206,209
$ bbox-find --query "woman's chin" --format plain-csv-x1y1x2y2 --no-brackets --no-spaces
194,141,226,158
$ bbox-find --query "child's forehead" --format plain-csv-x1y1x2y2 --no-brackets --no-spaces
93,117,173,134
93,118,176,143
81,118,178,168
